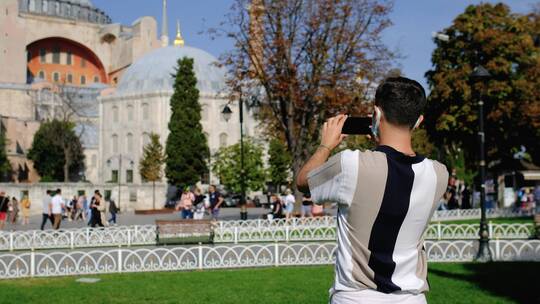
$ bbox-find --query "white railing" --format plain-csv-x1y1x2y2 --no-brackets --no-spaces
431,208,533,221
0,240,538,279
0,222,534,251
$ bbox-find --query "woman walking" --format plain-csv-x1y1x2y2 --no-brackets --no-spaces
89,193,104,228
9,197,19,225
21,195,31,225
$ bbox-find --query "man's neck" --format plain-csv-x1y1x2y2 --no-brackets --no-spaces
378,126,415,156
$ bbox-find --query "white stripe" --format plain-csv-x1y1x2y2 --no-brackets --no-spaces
338,150,359,206
332,208,357,292
390,160,437,291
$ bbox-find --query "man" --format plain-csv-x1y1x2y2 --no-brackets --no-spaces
297,77,449,303
208,185,224,220
40,190,54,230
50,189,65,230
0,191,9,230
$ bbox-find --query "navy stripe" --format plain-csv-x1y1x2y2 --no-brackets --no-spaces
367,146,417,293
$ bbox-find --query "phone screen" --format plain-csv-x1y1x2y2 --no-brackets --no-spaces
342,117,372,135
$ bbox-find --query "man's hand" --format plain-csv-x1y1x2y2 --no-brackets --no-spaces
320,114,348,151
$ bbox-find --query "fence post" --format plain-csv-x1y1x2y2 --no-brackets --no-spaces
32,231,36,250
234,227,238,244
86,227,90,245
274,242,279,267
9,232,13,251
198,243,203,270
117,246,122,273
127,229,131,247
437,222,442,240
495,239,500,261
133,226,138,244
70,231,74,249
30,249,35,278
285,226,290,242
488,221,493,239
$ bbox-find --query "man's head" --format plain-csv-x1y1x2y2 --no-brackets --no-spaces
374,77,426,131
209,185,216,193
56,189,61,195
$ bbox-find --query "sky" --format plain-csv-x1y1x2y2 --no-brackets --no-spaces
92,0,537,90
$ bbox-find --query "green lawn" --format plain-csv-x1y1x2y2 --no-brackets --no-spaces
431,216,534,225
0,263,537,304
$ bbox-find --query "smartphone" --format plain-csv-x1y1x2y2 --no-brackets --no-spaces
342,117,372,135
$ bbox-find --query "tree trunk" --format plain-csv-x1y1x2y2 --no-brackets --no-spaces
64,149,70,182
152,181,156,210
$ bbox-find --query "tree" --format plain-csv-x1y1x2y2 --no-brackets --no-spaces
212,138,266,194
0,129,11,182
139,133,165,210
215,0,395,184
165,57,210,186
267,138,292,190
425,3,540,172
28,119,85,182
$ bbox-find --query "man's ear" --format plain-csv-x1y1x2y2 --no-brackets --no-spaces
412,115,424,130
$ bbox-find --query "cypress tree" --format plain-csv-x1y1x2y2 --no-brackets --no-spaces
165,57,209,186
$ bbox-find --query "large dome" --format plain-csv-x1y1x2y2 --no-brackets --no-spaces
116,46,227,95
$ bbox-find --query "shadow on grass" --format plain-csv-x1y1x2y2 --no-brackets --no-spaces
430,262,539,304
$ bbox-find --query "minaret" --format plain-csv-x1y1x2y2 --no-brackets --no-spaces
174,19,185,47
160,0,169,47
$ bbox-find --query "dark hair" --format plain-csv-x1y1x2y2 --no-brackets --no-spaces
46,190,50,195
56,188,61,194
374,77,426,128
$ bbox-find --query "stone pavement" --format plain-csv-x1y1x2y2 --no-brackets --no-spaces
3,207,336,231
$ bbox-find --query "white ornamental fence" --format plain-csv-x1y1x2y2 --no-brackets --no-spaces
0,222,534,251
431,208,532,221
0,240,539,279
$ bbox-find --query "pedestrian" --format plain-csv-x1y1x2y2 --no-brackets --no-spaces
297,77,449,303
51,189,64,230
74,194,86,221
67,196,77,221
0,192,9,230
176,186,194,219
283,189,295,220
21,195,31,225
207,185,223,220
534,184,540,214
193,188,205,220
301,193,313,218
40,190,54,230
461,184,471,209
268,194,283,220
9,197,19,225
108,199,118,225
87,190,100,226
89,193,104,228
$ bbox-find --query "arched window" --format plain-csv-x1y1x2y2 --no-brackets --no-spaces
38,70,45,79
52,72,60,82
93,75,100,83
127,105,134,121
66,73,73,84
141,103,149,120
39,48,46,63
126,133,133,151
142,132,150,149
80,75,86,85
112,106,119,123
219,133,228,147
112,134,118,154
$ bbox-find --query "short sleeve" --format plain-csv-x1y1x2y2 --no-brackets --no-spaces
307,150,359,206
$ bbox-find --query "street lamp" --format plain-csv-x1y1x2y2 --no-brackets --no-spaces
106,154,134,213
471,65,492,262
221,94,260,220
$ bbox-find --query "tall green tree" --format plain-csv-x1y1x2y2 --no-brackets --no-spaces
139,133,165,210
165,57,209,186
212,138,266,193
425,3,540,171
0,129,11,181
28,119,85,182
267,138,292,191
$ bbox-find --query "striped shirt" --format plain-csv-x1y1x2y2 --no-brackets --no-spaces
308,145,448,298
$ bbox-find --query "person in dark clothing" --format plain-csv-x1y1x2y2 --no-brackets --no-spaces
269,194,283,220
461,185,471,209
89,193,104,228
0,192,9,230
40,190,54,230
108,200,118,225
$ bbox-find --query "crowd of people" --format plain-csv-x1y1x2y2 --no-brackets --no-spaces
0,189,119,231
267,190,324,220
175,185,225,220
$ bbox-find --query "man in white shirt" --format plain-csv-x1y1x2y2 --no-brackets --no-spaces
297,77,448,304
50,189,65,230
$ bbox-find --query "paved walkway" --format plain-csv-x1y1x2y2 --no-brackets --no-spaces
3,207,337,231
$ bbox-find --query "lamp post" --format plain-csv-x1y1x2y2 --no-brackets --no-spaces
106,154,134,213
471,65,492,262
222,95,260,220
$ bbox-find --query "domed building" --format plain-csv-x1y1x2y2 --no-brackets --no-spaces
98,35,258,207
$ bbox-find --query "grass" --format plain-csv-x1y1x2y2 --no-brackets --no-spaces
431,216,534,225
0,263,537,304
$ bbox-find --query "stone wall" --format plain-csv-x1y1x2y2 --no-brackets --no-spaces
0,182,168,215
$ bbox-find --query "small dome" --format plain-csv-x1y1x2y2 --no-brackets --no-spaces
116,46,227,95
66,0,94,7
